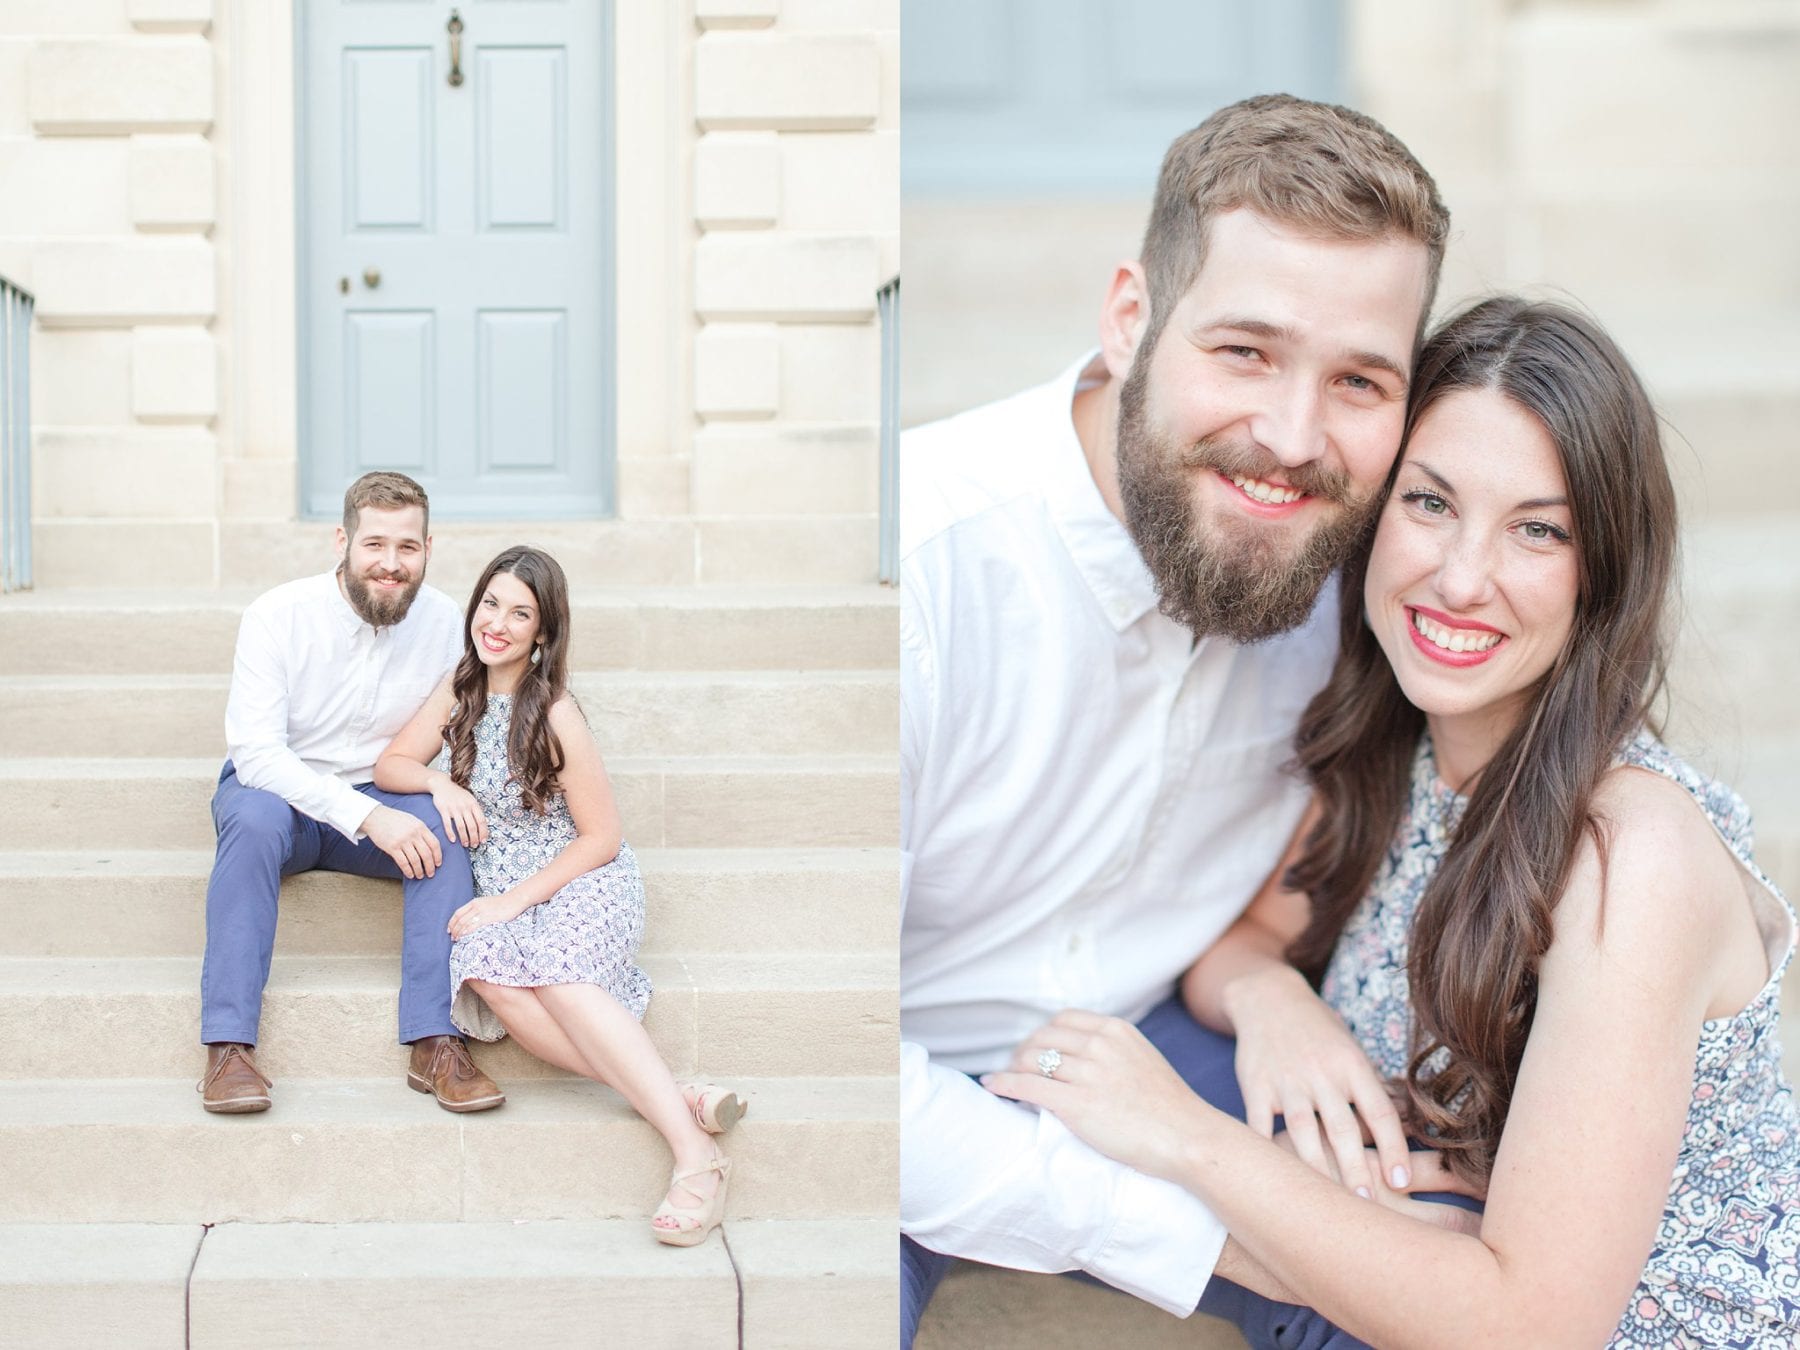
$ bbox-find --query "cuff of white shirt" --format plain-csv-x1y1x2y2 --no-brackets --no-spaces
1090,1165,1228,1317
326,786,377,842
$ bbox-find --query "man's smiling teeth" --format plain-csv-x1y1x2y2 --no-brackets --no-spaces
1228,474,1304,505
1412,610,1502,653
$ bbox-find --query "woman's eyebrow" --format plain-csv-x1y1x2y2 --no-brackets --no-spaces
1410,460,1568,510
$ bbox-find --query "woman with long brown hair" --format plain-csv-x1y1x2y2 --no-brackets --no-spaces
984,298,1799,1346
375,545,744,1247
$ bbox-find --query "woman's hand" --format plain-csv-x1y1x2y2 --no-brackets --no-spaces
1225,965,1414,1198
429,775,488,849
982,1010,1214,1183
447,890,527,941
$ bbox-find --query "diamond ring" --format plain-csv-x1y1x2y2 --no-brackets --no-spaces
1036,1048,1063,1079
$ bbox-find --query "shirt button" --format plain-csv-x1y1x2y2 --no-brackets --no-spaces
1067,934,1083,954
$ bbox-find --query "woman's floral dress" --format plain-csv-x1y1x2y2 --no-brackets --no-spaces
1322,731,1800,1347
448,692,652,1041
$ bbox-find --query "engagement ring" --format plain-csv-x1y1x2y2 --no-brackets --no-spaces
1036,1048,1062,1079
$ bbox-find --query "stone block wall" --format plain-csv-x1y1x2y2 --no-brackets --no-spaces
688,0,899,583
1,1,220,585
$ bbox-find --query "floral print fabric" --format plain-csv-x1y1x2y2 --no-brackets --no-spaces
448,692,652,1041
1321,730,1800,1347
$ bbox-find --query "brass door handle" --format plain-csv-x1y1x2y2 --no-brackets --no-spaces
447,10,464,87
363,267,381,288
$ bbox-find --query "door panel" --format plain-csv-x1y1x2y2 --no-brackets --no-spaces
477,47,565,231
301,1,613,519
344,48,434,230
345,310,435,473
478,309,564,471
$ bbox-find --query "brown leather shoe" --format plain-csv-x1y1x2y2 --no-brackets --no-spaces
407,1034,505,1112
199,1042,272,1114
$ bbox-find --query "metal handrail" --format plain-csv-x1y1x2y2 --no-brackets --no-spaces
877,274,901,586
1,275,32,593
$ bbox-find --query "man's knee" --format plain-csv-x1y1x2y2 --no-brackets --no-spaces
214,785,295,851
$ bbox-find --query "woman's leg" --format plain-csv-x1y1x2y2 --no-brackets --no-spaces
464,978,716,1125
464,979,590,1075
531,981,721,1228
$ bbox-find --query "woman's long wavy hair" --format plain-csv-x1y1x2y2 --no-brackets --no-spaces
443,546,573,815
1285,296,1678,1182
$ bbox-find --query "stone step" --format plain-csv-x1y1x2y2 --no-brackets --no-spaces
0,669,899,758
0,754,899,850
0,847,897,958
31,516,880,590
0,952,897,1081
0,1217,895,1350
918,1262,1246,1350
0,584,898,675
0,1075,896,1224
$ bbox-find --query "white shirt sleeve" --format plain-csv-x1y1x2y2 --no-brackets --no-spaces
224,603,377,841
898,570,1226,1316
899,1041,1226,1315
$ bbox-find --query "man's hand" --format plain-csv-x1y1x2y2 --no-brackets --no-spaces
1227,965,1413,1199
361,804,443,879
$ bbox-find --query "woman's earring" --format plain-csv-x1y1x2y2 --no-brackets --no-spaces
531,644,542,665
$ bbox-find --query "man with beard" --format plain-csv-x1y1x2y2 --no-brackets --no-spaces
900,96,1447,1344
198,471,504,1115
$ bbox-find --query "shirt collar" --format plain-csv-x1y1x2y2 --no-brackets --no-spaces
1040,352,1161,632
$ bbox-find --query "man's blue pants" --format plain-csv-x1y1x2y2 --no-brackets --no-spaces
199,762,472,1046
901,997,1384,1349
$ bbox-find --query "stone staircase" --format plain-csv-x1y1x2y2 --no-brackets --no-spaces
0,579,900,1348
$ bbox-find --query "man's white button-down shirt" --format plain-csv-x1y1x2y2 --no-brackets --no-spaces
224,571,463,840
900,356,1338,1315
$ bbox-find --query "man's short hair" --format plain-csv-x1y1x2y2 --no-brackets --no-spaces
342,471,430,538
1141,94,1449,342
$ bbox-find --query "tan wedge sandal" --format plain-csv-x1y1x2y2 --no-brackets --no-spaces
683,1083,747,1134
652,1154,733,1248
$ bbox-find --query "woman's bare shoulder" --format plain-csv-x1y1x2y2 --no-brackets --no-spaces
1555,763,1742,963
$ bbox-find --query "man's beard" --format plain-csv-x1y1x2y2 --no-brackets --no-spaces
339,561,424,629
1114,353,1381,643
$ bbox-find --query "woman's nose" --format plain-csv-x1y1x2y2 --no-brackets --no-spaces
1435,532,1496,611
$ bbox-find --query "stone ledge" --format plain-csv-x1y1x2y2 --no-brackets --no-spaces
31,427,217,518
127,0,213,34
695,33,880,131
695,131,781,229
29,38,213,136
30,238,215,326
695,321,781,417
130,325,217,422
695,233,879,321
128,134,214,232
695,0,780,30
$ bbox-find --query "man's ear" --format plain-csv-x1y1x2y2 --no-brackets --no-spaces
333,524,348,562
1098,261,1153,382
423,534,433,565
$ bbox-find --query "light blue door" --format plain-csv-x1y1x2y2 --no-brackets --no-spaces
299,0,613,519
903,0,1343,194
